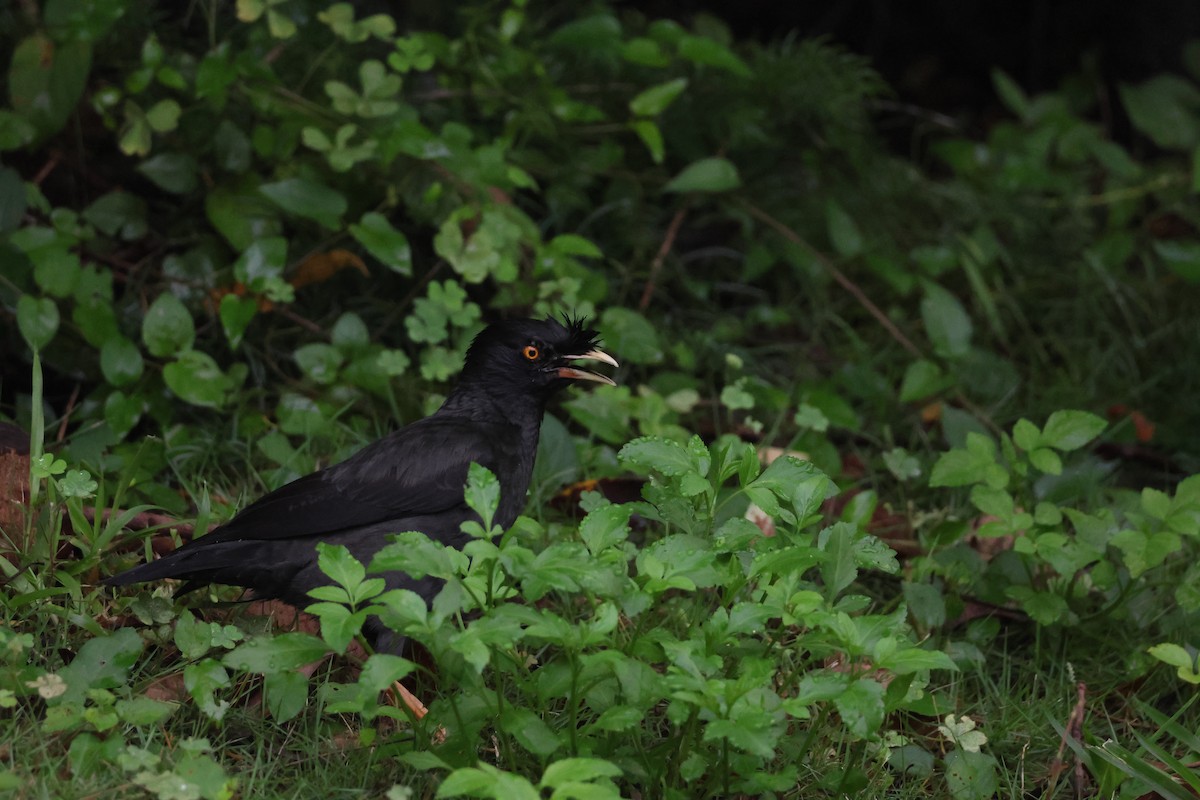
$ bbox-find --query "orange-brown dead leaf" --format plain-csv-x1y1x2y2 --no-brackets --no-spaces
921,401,943,424
290,249,368,290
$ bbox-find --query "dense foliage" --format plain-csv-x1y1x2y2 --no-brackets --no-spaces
3,0,1200,797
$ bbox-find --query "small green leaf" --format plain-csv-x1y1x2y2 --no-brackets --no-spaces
1041,410,1106,451
1148,643,1200,683
921,282,972,358
663,157,740,193
100,336,144,387
676,34,751,77
899,359,951,402
619,436,694,476
223,633,329,674
17,295,59,350
142,293,194,357
630,120,665,163
349,212,411,275
629,77,688,116
294,343,344,385
259,178,347,228
163,351,232,408
145,99,181,132
825,201,863,258
219,294,258,349
137,153,198,194
264,669,308,722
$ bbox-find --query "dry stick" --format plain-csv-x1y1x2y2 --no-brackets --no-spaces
743,203,925,359
639,206,688,312
1046,681,1088,796
56,383,81,443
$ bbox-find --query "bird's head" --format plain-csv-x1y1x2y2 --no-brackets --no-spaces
458,315,619,397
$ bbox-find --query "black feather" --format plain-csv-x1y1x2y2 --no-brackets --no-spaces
105,316,613,653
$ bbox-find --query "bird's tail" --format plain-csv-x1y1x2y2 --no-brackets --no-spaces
105,539,271,591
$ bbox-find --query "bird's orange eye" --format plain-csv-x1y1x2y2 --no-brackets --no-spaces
523,345,540,361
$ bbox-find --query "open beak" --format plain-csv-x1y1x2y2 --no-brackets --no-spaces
557,348,619,386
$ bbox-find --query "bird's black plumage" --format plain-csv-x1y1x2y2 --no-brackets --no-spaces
106,316,617,651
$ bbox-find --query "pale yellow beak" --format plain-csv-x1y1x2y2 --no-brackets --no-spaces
557,348,619,386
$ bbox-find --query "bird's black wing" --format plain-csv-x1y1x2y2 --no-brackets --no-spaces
196,416,498,545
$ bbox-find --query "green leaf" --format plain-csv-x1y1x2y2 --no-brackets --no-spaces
832,678,885,739
599,307,663,364
464,462,501,532
115,696,177,726
17,295,59,350
991,69,1030,120
899,359,951,402
1120,75,1200,151
540,758,622,789
921,282,972,358
56,628,143,706
104,391,143,436
259,178,347,228
630,120,665,163
499,707,562,757
8,34,91,139
0,167,26,234
264,669,308,722
145,99,181,132
142,293,194,357
349,212,411,275
219,294,257,349
825,201,863,258
163,351,232,408
1153,240,1200,283
579,504,632,554
83,191,148,240
676,34,751,77
1040,410,1106,451
223,633,329,674
619,436,694,476
663,157,741,193
1148,643,1200,684
137,153,198,194
100,336,144,387
629,77,688,116
294,343,344,385
944,750,998,800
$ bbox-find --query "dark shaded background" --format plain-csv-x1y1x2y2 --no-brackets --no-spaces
642,0,1200,116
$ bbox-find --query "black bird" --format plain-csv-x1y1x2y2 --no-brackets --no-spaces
106,316,617,652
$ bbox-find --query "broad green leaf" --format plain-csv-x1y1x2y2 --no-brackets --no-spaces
944,750,999,800
1153,240,1200,283
223,633,329,674
1041,410,1106,451
142,293,194,357
899,359,951,402
825,201,863,258
218,293,257,349
540,758,622,788
663,157,740,193
294,343,344,385
137,153,198,194
259,178,347,228
921,282,972,358
1120,75,1200,151
99,336,144,387
163,351,232,408
349,212,411,275
55,628,143,706
599,306,662,364
264,669,308,722
579,504,632,554
1147,643,1200,683
17,295,59,350
677,34,751,77
618,436,694,476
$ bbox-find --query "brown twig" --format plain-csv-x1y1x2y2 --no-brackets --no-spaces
1046,681,1089,797
32,153,61,186
639,207,687,312
56,384,81,443
743,202,925,359
273,305,325,336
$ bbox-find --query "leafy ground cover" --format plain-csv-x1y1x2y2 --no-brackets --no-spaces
3,1,1200,797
